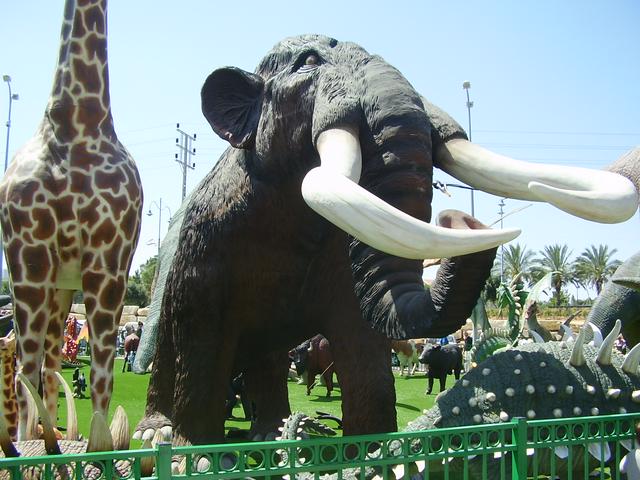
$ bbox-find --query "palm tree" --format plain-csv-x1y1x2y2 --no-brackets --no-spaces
573,244,622,296
495,243,536,286
531,244,573,306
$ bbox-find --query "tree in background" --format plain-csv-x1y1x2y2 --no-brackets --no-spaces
532,243,573,306
495,243,536,286
125,256,158,307
573,244,622,296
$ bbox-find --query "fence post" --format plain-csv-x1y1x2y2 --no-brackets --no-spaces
511,417,527,480
157,442,173,479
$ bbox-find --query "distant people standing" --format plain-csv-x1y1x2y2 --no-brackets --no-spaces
615,334,627,354
463,331,473,372
122,330,140,372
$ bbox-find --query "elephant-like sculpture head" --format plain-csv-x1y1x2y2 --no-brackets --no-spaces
201,35,638,339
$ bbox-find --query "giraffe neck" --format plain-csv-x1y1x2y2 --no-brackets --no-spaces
48,0,114,141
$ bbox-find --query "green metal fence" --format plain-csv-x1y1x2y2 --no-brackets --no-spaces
1,412,638,479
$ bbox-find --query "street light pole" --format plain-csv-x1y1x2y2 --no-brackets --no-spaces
1,75,19,289
147,198,172,257
462,81,475,217
498,198,506,282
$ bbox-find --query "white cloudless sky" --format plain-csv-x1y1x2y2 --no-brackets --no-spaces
1,1,638,299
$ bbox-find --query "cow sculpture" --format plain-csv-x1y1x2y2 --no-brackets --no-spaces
391,339,420,377
290,335,335,397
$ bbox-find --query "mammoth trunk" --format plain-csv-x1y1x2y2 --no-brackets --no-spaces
349,227,497,340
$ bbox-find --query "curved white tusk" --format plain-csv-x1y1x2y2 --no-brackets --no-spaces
588,323,604,347
17,374,60,455
588,441,611,463
560,324,575,343
316,128,362,182
569,326,587,367
437,139,638,224
596,319,621,366
622,343,640,374
54,371,78,441
530,331,545,344
109,405,130,451
87,412,114,453
303,129,521,259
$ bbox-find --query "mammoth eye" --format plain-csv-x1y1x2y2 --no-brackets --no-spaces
296,51,322,73
305,54,319,66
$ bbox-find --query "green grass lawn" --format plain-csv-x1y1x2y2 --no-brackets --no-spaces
56,359,452,443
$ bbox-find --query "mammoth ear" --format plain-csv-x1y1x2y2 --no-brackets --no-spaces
201,67,264,149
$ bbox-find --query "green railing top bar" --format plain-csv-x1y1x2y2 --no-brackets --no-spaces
1,412,638,479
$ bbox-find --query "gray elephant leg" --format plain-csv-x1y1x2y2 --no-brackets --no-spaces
172,327,237,446
327,321,396,435
243,349,291,439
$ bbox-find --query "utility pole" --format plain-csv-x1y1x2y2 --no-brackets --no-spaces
462,81,475,217
1,75,19,290
175,123,196,202
498,198,506,282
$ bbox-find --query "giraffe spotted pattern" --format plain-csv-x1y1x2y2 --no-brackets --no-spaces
0,0,142,441
0,331,17,441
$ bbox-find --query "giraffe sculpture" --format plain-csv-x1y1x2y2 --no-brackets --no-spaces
0,330,17,441
0,0,143,441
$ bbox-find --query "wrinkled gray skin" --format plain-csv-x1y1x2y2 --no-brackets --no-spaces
418,343,463,394
586,250,640,348
606,147,640,198
136,35,499,446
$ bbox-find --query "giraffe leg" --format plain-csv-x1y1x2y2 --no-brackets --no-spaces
12,282,55,441
82,271,124,418
41,289,73,424
0,332,17,441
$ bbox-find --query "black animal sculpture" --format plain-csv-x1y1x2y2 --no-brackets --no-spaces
134,35,639,446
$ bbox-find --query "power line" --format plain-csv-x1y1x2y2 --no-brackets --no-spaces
481,142,635,151
476,129,640,137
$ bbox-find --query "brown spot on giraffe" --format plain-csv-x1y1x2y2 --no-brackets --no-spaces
92,310,116,335
8,205,32,229
21,362,36,376
91,219,116,248
21,245,51,283
77,97,108,137
100,278,125,312
72,11,86,38
79,197,101,226
102,192,128,219
85,5,105,34
31,312,47,334
13,285,46,311
32,208,56,240
70,169,93,196
95,168,125,193
10,180,40,207
73,58,101,95
51,196,75,223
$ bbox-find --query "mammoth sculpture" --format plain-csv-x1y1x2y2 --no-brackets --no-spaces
134,35,639,446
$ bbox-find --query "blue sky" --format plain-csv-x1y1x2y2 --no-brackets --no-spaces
1,1,639,299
